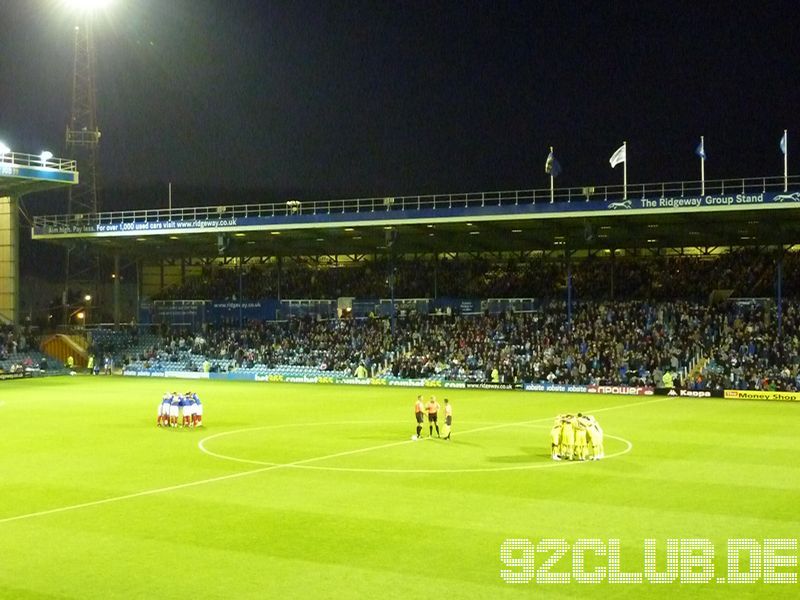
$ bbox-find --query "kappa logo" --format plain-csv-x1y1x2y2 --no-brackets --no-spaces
667,389,678,396
774,192,800,202
608,200,632,210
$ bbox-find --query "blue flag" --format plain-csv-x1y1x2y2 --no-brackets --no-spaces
781,131,787,155
695,139,706,160
545,150,561,178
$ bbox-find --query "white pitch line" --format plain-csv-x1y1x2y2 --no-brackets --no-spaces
0,424,450,526
0,465,281,525
0,395,668,525
279,434,634,474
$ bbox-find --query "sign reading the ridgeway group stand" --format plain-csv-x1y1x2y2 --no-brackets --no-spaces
32,190,799,238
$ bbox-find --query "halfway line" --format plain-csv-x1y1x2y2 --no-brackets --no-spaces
0,394,670,525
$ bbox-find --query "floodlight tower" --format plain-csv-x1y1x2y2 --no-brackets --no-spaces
64,0,107,320
66,19,100,215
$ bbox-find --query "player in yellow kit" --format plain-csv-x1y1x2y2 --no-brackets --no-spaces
550,417,563,460
547,413,605,461
573,414,588,461
587,415,604,459
559,415,574,461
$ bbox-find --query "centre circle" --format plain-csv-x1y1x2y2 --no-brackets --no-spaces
198,420,632,474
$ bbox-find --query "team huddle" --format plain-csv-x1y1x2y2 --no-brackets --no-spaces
550,413,604,461
157,392,204,428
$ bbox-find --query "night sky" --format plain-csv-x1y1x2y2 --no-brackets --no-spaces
1,0,799,210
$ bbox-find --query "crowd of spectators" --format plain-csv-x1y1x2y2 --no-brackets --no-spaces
151,249,798,303
0,324,32,359
0,323,52,374
695,302,800,392
119,299,800,391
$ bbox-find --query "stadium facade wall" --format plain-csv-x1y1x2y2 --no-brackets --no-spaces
139,297,504,326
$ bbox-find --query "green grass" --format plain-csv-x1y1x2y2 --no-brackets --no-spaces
1,377,799,599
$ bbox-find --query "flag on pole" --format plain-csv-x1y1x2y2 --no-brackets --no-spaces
695,138,706,160
781,131,787,155
545,150,561,178
609,144,626,168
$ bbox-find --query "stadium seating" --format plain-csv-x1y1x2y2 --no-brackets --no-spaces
0,325,68,376
151,249,795,302
92,298,800,391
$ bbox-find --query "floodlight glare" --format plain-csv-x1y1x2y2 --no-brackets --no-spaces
40,151,54,166
84,294,92,302
0,142,10,156
65,0,113,11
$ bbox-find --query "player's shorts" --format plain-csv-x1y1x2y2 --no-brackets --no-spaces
575,431,587,446
195,405,203,416
428,413,438,422
170,406,179,418
445,415,452,426
550,429,561,445
415,412,424,423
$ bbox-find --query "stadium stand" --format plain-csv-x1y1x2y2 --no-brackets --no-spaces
94,296,800,391
0,325,66,375
150,249,793,303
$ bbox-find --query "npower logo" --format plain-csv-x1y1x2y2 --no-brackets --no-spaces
589,385,653,396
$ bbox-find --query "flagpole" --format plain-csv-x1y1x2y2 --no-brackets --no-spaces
623,141,627,200
700,135,705,196
549,146,555,204
784,130,788,192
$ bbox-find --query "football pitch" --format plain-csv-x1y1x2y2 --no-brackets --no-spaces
1,377,799,599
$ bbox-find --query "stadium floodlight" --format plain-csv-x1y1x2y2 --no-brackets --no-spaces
84,294,92,302
40,151,54,166
0,142,10,157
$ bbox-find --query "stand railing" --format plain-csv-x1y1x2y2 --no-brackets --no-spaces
32,175,798,230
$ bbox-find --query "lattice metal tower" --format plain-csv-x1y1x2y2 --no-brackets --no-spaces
67,21,101,216
64,20,101,314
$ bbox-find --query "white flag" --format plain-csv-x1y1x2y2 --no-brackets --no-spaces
609,144,626,168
